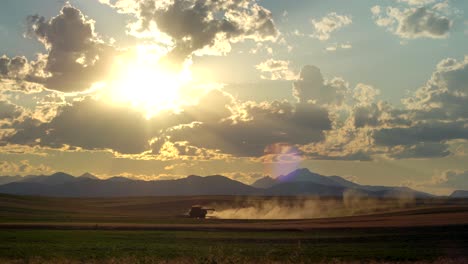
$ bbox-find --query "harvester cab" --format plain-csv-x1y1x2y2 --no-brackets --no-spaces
189,205,215,219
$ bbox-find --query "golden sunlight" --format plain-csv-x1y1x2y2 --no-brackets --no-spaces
108,46,192,117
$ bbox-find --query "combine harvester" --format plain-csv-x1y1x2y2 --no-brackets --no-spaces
188,205,215,219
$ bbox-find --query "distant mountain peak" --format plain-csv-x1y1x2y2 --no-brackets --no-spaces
278,168,319,181
106,176,132,182
50,172,73,178
294,168,312,173
276,168,344,187
80,172,98,179
450,190,468,198
251,176,276,189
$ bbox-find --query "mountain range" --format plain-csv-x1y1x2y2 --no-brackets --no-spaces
0,168,463,198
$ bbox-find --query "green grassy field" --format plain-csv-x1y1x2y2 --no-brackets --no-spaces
1,194,468,263
0,227,467,263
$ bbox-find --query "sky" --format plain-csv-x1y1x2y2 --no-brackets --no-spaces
0,0,467,195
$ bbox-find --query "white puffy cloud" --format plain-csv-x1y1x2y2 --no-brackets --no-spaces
396,0,437,6
432,170,468,190
0,160,53,176
372,5,452,39
403,56,468,120
23,5,116,92
293,65,349,105
325,43,352,52
255,59,297,80
311,13,352,41
370,56,468,158
100,0,279,66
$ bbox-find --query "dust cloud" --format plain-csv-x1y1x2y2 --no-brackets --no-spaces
211,190,416,219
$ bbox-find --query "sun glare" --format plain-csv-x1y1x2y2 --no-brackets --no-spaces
108,46,192,118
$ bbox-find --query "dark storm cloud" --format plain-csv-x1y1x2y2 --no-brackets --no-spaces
25,5,116,92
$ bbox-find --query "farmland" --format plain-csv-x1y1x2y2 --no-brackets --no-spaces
1,194,468,263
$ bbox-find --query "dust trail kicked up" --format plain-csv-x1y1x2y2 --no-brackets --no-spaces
211,190,416,219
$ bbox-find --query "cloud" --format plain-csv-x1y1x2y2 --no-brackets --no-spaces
293,65,349,105
352,102,410,129
0,100,23,125
1,0,464,167
6,97,155,154
390,142,451,159
403,56,468,120
325,43,352,52
3,86,331,160
0,160,53,176
23,5,116,92
101,0,279,66
153,91,332,158
396,0,437,6
353,83,380,106
295,55,468,161
432,170,468,190
374,121,468,146
311,13,352,41
364,55,468,159
372,5,452,39
372,121,467,159
255,59,297,80
0,56,29,79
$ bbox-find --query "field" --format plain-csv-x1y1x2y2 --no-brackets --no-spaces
1,194,468,263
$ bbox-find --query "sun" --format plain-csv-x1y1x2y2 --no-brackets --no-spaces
107,46,192,118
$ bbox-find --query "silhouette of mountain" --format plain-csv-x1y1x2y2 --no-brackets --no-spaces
80,172,99,179
0,174,257,197
252,169,358,188
106,176,133,182
276,168,343,187
251,176,276,189
0,175,26,185
252,168,433,198
450,190,468,198
328,176,361,188
0,169,433,198
19,172,78,185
